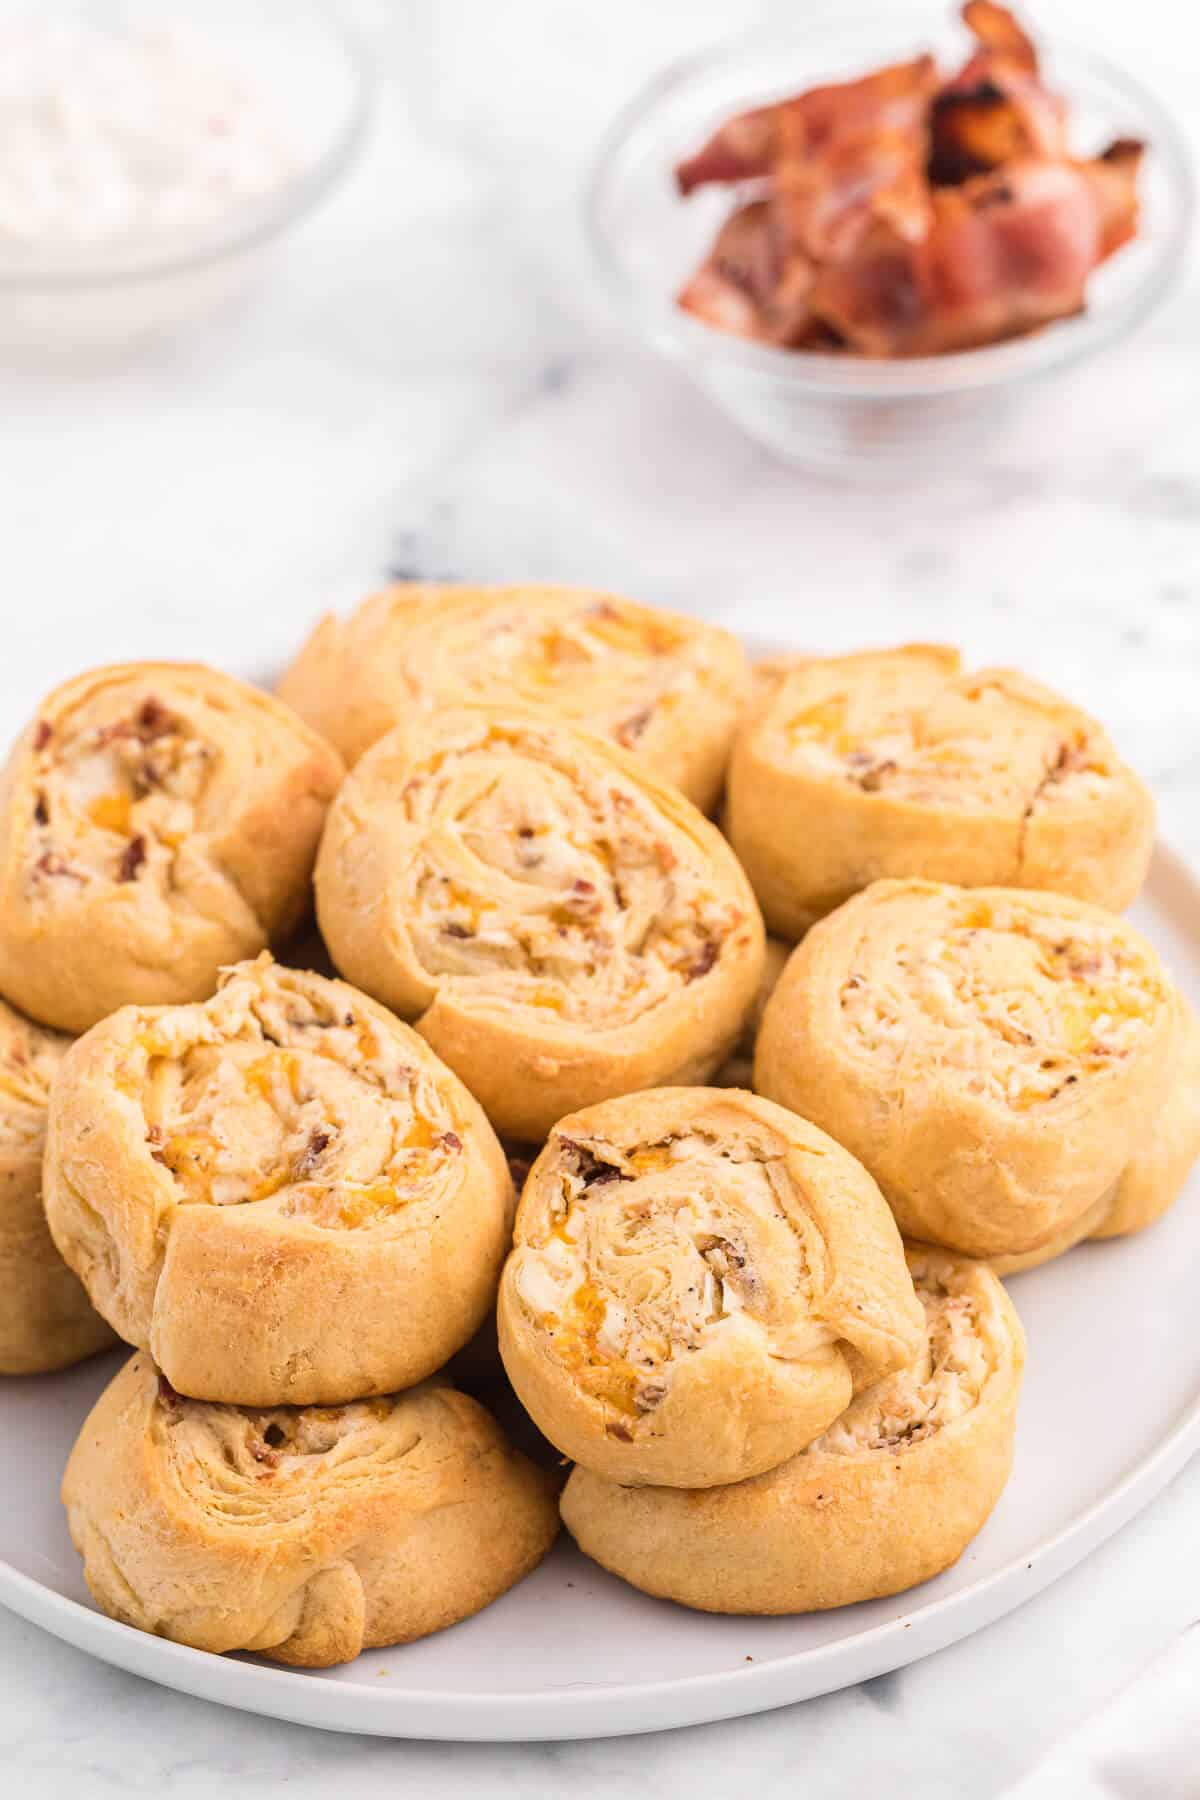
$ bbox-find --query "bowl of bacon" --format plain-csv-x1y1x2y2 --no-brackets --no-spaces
587,2,1193,477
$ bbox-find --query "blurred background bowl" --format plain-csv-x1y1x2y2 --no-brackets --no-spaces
586,4,1194,481
0,0,371,358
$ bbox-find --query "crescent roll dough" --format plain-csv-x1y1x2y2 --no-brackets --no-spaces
63,1354,558,1666
0,663,344,1033
315,709,766,1142
0,997,115,1373
44,956,514,1405
278,584,749,812
561,1246,1024,1613
727,645,1154,937
497,1088,924,1488
755,881,1180,1261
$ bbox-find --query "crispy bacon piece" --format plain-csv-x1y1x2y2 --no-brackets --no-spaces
675,105,776,195
771,121,933,264
808,145,1143,357
677,201,818,346
930,1,1065,184
961,0,1038,69
674,54,937,204
674,4,1144,360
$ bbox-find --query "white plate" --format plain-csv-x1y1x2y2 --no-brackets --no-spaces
0,774,1197,1742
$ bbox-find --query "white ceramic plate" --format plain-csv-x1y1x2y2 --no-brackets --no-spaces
0,729,1197,1742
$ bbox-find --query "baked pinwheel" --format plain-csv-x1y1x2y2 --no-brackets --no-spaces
561,1246,1024,1613
0,663,344,1033
44,957,514,1405
64,1355,558,1666
756,880,1181,1261
278,584,748,812
315,709,766,1142
497,1088,924,1488
0,996,114,1373
727,645,1154,937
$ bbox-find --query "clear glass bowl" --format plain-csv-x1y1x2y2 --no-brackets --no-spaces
0,0,371,357
586,6,1194,479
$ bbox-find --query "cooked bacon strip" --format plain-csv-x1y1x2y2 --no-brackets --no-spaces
674,5,1145,360
961,0,1038,70
771,122,933,265
930,2,1065,184
674,55,936,200
809,146,1142,357
677,201,818,346
675,106,775,195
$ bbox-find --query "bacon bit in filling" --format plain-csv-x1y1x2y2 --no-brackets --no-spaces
118,835,147,882
615,706,653,747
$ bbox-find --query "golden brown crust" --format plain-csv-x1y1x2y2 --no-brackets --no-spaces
755,880,1179,1260
278,585,749,812
44,956,514,1404
498,1087,923,1487
727,646,1154,936
1093,996,1200,1239
63,1353,559,1665
561,1246,1024,1612
0,996,115,1373
0,663,344,1033
315,708,766,1142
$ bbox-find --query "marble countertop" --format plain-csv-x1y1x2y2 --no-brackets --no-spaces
1,0,1198,1792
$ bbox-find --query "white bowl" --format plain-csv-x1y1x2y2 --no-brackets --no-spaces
0,0,371,356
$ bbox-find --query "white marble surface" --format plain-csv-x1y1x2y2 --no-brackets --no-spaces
1,0,1198,1791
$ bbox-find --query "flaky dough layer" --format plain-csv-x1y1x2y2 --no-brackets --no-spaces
498,1087,924,1487
64,1354,558,1666
562,1246,1024,1612
315,708,766,1142
45,956,514,1404
728,646,1154,936
278,584,749,811
0,663,344,1033
755,880,1180,1260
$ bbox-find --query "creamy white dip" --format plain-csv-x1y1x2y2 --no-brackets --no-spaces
0,22,296,257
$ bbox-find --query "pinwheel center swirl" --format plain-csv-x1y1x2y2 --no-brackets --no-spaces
27,686,217,892
517,1130,829,1419
422,599,692,743
155,1386,418,1525
841,898,1163,1108
138,976,461,1229
400,734,740,1026
814,1268,989,1455
778,674,1111,810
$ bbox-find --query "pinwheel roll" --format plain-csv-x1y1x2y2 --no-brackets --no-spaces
0,664,344,1033
44,957,514,1405
755,880,1179,1261
727,645,1154,937
278,584,749,812
561,1246,1024,1613
0,997,115,1373
497,1088,924,1488
315,709,766,1143
63,1354,558,1666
